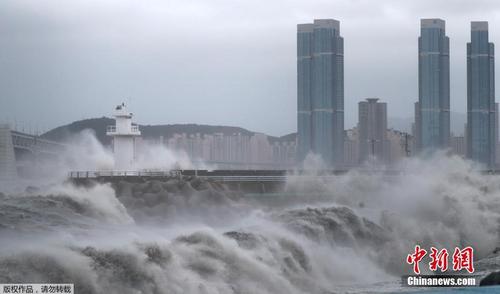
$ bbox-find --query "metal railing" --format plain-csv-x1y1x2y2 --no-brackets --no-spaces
106,125,115,133
106,125,140,134
11,131,66,153
69,170,180,178
196,176,287,182
68,170,289,182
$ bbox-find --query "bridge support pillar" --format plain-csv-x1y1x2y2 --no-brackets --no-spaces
0,124,18,186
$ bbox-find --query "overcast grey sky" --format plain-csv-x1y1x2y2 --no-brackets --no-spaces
1,0,500,136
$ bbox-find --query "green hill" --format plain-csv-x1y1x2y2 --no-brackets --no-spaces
41,117,296,145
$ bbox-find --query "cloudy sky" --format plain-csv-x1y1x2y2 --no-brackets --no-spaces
1,0,500,136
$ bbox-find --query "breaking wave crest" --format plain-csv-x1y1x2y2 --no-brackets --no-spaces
1,155,500,293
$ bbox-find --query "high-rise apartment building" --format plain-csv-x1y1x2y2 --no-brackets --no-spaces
297,19,344,167
418,19,450,151
467,21,496,167
358,98,388,163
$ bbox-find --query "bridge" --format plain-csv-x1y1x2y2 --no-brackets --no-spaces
0,124,65,181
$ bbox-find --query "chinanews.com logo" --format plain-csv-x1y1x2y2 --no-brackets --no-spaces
402,245,478,287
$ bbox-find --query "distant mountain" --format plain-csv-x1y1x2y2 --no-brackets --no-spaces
41,117,296,145
42,117,115,145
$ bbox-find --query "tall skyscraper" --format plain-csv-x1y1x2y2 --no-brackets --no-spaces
467,21,496,168
297,19,344,166
297,23,314,163
418,19,450,152
358,98,388,163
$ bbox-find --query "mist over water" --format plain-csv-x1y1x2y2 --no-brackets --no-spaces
2,132,500,293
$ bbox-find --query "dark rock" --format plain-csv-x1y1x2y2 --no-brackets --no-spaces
142,193,159,207
190,178,203,190
115,181,133,198
144,245,171,265
480,271,500,286
148,181,163,193
224,231,260,249
277,206,390,248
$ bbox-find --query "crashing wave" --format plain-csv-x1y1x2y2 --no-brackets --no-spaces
2,156,500,292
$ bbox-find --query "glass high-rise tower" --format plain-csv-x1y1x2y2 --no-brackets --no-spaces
467,21,496,168
297,19,344,166
417,19,450,151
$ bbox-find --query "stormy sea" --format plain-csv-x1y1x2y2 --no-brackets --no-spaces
2,137,500,293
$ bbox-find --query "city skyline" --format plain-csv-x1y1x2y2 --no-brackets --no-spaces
4,0,500,137
295,18,498,167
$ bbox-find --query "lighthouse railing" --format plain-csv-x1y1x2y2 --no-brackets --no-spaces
106,125,116,133
106,125,140,135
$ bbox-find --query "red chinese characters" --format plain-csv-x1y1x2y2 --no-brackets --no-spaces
407,245,474,274
429,247,449,272
452,246,475,273
407,245,427,274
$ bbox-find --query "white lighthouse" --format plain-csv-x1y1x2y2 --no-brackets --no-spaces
106,103,141,170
